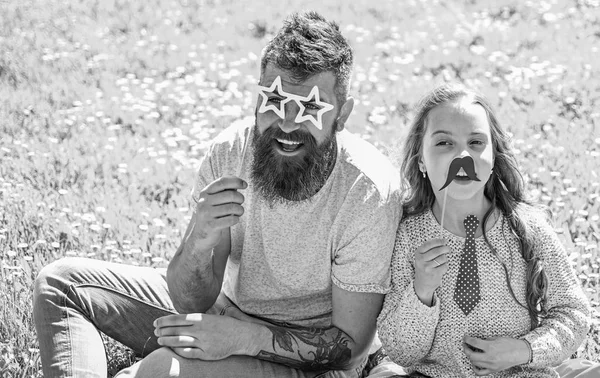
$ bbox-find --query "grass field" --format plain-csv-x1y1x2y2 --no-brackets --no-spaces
1,0,599,376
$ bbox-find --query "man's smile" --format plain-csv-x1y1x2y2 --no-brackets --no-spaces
274,138,305,155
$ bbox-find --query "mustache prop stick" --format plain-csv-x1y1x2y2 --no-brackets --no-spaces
438,156,481,236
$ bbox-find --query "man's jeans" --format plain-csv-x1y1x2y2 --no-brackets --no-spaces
32,257,367,378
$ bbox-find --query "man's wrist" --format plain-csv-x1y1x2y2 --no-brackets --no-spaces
242,322,272,356
186,230,218,255
180,228,217,264
188,216,223,252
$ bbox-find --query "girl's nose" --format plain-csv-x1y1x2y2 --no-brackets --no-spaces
459,149,471,158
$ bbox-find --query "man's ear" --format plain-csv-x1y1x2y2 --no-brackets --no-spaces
335,97,354,131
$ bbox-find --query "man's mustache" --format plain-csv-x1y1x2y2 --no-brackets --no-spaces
439,156,480,190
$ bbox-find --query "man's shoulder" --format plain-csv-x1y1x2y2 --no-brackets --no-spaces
204,118,253,169
211,117,253,149
336,129,400,201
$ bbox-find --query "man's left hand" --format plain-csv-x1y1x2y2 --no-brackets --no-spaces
154,313,265,360
463,336,531,376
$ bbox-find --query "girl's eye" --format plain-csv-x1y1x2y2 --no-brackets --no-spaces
268,97,283,104
470,140,485,146
435,140,451,146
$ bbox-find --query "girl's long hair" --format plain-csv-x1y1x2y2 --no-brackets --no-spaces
401,83,549,328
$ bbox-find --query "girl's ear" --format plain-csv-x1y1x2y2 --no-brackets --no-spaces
418,158,426,173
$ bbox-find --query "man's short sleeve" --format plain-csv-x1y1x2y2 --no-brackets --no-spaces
330,179,401,294
189,122,250,202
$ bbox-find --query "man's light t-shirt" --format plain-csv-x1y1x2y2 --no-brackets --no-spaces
192,122,401,327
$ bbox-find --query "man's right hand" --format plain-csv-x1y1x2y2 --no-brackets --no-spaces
192,176,247,250
413,238,449,306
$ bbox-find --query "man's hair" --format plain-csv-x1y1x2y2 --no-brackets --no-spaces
260,11,353,107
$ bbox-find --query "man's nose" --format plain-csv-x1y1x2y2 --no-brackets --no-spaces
279,101,301,133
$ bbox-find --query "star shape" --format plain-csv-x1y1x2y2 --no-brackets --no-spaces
257,76,290,119
294,86,335,130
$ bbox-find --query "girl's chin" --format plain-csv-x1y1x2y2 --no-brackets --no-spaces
435,187,486,204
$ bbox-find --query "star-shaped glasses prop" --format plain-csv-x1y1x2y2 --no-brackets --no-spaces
257,76,335,130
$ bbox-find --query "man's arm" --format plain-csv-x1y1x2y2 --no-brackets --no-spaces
166,223,230,313
253,286,383,371
166,177,246,313
155,286,383,371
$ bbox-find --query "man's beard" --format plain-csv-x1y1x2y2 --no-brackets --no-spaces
250,122,337,206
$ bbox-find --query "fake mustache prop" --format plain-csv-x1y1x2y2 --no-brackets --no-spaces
439,156,480,191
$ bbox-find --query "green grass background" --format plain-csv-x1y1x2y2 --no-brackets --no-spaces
1,0,599,376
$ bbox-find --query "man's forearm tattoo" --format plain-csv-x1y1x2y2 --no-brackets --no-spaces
256,323,352,371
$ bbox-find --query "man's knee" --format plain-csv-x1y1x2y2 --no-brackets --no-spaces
115,347,181,378
33,257,90,307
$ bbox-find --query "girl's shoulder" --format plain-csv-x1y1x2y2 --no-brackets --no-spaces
393,211,433,253
397,210,436,238
515,203,554,235
511,204,562,256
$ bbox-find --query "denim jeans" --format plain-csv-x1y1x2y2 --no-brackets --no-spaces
32,257,367,378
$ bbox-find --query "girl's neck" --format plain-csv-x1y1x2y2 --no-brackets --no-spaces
432,193,495,238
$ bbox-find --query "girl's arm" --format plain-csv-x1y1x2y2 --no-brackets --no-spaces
522,218,591,367
377,225,441,366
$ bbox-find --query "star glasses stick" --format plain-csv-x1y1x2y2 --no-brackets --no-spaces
236,128,250,178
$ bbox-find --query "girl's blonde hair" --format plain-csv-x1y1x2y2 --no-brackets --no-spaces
401,83,549,328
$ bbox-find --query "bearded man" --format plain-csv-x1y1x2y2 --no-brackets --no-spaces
33,11,402,378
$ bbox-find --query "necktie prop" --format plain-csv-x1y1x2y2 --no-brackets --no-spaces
257,76,334,130
454,215,481,315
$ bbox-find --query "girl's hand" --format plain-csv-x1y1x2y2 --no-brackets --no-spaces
463,336,531,375
413,238,450,306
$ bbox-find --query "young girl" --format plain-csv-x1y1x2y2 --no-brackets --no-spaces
376,83,597,377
